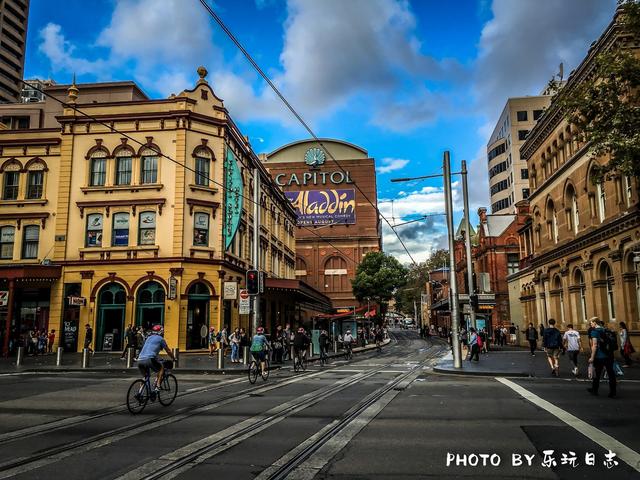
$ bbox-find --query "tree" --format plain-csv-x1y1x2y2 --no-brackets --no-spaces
351,252,408,322
558,0,640,180
394,249,450,316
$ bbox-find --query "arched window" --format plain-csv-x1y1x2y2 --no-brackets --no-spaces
2,160,21,200
295,257,308,283
546,199,558,244
140,147,158,184
194,147,211,186
573,269,587,324
0,226,15,259
599,261,615,322
115,148,133,185
22,225,39,259
136,281,165,330
323,256,348,292
90,150,107,186
596,180,606,223
565,185,579,234
26,160,46,199
553,275,564,324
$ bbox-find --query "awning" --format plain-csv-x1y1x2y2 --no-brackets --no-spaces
317,305,367,320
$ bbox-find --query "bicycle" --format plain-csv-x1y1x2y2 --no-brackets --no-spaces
126,360,178,415
248,355,270,384
293,349,308,372
344,342,353,361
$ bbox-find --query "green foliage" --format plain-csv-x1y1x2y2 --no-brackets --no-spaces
558,0,640,180
393,249,450,315
351,252,408,315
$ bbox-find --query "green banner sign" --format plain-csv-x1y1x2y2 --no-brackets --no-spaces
224,147,243,250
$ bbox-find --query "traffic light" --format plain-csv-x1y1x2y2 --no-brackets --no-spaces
246,269,259,295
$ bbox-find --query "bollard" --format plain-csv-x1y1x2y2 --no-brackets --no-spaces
217,349,224,369
126,347,134,368
56,347,63,366
243,346,249,365
308,344,313,359
290,345,295,362
172,348,179,368
16,346,24,366
81,348,90,368
333,340,338,353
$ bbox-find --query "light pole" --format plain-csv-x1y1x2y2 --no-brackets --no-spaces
461,160,477,332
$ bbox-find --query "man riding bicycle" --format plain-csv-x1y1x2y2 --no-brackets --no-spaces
293,327,310,367
250,327,270,373
343,329,354,356
137,325,175,394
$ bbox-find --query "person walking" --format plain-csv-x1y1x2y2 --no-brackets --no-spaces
208,327,217,357
319,329,329,364
619,321,634,367
468,328,480,362
587,317,617,398
563,324,582,376
479,328,488,354
84,324,94,354
230,328,241,363
271,326,284,364
47,329,56,354
543,318,562,376
121,325,135,359
526,323,538,356
539,323,545,342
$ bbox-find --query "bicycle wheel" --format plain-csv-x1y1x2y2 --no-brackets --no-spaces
158,374,178,406
127,379,148,415
248,361,258,384
261,359,270,381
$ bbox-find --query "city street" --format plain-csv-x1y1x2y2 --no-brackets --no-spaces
0,330,637,479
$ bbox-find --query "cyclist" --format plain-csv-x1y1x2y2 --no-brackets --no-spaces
293,327,310,367
319,329,329,364
250,327,270,374
343,329,354,357
137,325,175,395
375,327,384,351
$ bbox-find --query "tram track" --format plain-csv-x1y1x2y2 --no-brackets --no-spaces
0,332,420,478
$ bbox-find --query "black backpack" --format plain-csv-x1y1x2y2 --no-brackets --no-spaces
597,329,618,357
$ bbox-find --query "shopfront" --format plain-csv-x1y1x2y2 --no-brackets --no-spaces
186,282,210,350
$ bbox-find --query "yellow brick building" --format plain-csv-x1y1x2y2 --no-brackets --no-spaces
0,68,301,353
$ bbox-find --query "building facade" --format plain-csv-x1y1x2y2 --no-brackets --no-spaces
0,0,28,103
508,10,639,349
0,68,309,354
487,96,551,214
263,139,382,309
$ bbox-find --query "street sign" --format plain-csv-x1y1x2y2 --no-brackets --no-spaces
168,276,178,300
239,289,250,315
224,281,238,300
258,271,265,294
0,291,8,307
68,296,86,306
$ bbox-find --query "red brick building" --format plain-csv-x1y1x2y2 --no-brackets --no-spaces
263,139,381,309
454,204,529,331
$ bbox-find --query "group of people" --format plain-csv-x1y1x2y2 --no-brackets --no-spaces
21,329,56,355
207,327,248,363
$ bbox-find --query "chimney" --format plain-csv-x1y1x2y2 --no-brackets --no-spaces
478,207,488,224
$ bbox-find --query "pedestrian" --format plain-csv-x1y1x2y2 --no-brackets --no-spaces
38,331,47,355
542,318,562,376
319,329,329,363
121,325,135,359
230,328,241,363
509,322,517,345
587,317,617,398
539,323,545,342
208,327,217,357
84,324,94,354
468,328,480,362
134,327,144,359
619,321,634,367
272,325,284,364
500,325,508,346
479,328,488,354
563,323,582,376
47,329,56,354
526,322,538,356
219,326,229,356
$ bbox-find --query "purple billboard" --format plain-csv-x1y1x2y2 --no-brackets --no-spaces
285,189,356,226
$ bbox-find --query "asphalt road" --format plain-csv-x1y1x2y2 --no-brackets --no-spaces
0,330,638,480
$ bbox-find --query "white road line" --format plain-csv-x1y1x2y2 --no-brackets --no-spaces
496,377,640,473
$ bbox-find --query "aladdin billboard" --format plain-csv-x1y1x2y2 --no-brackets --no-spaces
285,189,356,226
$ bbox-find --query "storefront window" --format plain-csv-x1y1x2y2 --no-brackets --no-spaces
138,211,156,245
112,212,130,246
194,212,209,246
21,225,39,259
86,213,103,247
0,226,15,259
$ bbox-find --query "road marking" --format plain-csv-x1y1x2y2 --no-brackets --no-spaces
496,377,640,473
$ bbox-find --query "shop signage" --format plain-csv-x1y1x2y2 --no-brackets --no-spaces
224,147,243,250
0,291,8,307
224,281,238,300
285,189,356,226
63,320,78,351
258,271,265,294
275,170,354,187
239,289,250,315
68,296,86,306
168,276,178,300
103,333,114,351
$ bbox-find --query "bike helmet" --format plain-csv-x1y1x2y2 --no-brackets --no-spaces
346,329,351,334
298,327,305,333
152,324,163,334
257,326,264,334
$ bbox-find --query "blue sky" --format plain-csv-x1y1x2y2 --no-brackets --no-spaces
25,0,617,263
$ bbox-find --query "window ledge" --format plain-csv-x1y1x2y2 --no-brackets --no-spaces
188,184,219,195
81,184,164,194
78,245,159,260
190,246,216,259
0,199,47,206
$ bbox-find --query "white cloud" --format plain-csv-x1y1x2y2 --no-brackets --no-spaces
377,157,410,174
38,23,108,76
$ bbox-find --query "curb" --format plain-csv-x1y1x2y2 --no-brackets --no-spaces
432,365,531,378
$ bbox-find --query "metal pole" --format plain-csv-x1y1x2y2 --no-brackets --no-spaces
172,347,179,368
126,347,134,368
461,160,477,332
56,347,64,366
15,346,24,366
217,349,224,369
252,167,261,334
243,345,249,364
81,348,90,368
443,151,462,368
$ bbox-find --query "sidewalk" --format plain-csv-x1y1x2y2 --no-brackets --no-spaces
433,347,640,380
0,340,390,375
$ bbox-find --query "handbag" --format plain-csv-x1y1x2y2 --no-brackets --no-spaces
623,340,635,356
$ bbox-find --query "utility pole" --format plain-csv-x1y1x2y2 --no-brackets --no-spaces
443,151,462,368
461,160,477,331
252,167,261,334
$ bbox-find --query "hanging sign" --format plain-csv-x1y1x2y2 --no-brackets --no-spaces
0,291,8,307
168,276,178,300
224,147,243,250
223,281,238,300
